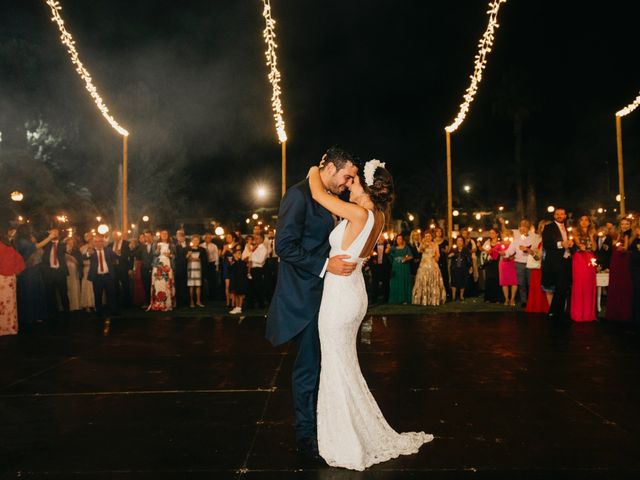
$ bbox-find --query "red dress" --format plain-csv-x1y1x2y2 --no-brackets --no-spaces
570,250,596,321
526,268,549,313
498,242,517,286
606,247,633,322
132,259,146,306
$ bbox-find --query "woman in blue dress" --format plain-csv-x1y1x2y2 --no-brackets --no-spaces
15,225,56,329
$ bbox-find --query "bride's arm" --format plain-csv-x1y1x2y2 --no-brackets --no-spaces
307,166,368,225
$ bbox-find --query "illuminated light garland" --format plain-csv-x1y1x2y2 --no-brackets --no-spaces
261,0,287,143
616,91,640,117
44,0,129,137
445,0,508,133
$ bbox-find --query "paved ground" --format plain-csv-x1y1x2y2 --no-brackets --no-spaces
1,309,639,479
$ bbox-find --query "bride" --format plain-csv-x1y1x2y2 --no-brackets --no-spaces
307,159,433,471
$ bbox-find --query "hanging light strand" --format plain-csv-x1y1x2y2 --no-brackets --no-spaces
445,0,508,133
261,0,287,143
44,0,129,137
616,91,640,117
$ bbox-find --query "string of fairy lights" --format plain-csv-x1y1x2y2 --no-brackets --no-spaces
261,0,287,143
445,0,507,133
616,91,640,117
44,0,129,137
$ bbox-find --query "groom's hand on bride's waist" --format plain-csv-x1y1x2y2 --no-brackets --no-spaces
327,254,357,276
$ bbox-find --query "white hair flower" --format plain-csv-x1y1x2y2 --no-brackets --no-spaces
363,159,385,187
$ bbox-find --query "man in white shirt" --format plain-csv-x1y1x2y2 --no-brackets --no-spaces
203,233,220,301
505,219,536,307
247,232,268,309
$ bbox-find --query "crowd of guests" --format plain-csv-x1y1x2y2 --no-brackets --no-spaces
365,209,640,324
2,208,639,336
0,223,278,335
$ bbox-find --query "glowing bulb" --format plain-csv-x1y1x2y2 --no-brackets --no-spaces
44,1,129,137
261,0,287,143
463,185,471,193
475,213,482,220
408,214,415,222
256,186,268,199
453,210,460,217
10,191,24,202
616,91,640,117
214,227,225,236
97,224,109,235
597,208,603,214
252,213,259,220
245,218,251,224
498,206,504,212
616,194,621,202
547,206,555,213
142,215,149,222
445,0,508,133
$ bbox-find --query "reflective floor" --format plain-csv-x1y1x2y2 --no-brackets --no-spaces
1,312,639,479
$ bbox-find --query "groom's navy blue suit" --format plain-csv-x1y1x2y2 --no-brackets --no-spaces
266,179,334,441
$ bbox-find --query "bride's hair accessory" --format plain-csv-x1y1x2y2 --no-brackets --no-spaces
363,159,385,187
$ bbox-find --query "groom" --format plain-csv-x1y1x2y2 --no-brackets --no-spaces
266,146,359,460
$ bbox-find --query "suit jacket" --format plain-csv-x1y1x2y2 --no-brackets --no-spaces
370,241,391,271
41,240,69,276
109,239,132,274
86,247,118,281
266,179,335,346
542,222,571,273
138,242,155,269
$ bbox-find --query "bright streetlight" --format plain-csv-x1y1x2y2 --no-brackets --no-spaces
463,185,471,193
252,213,259,220
547,205,555,213
256,185,268,200
452,210,460,217
142,215,149,222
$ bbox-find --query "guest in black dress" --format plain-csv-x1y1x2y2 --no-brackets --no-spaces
481,228,503,303
449,236,472,301
229,247,248,314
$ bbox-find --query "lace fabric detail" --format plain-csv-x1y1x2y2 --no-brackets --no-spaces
317,210,433,470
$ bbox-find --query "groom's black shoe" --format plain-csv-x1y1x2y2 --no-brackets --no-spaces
296,437,326,465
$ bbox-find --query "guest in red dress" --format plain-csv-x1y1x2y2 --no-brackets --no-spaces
526,220,550,313
570,215,596,322
606,218,633,322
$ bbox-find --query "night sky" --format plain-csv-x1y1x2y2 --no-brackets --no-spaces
1,0,639,229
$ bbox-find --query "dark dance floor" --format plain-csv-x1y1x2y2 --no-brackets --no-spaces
1,311,639,479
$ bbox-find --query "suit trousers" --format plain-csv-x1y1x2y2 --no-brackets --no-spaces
92,274,118,316
43,268,69,316
549,257,572,317
515,262,530,305
247,267,265,309
292,318,321,441
141,266,152,305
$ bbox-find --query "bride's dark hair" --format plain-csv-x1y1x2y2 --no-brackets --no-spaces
358,164,395,212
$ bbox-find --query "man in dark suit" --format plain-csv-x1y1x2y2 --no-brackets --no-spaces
139,231,155,307
86,234,119,317
595,222,614,271
368,232,391,304
109,231,131,308
541,207,574,318
266,146,359,461
41,229,70,317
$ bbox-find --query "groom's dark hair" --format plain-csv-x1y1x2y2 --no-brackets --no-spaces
322,145,359,171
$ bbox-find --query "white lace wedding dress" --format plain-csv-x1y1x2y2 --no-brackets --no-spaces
317,210,434,470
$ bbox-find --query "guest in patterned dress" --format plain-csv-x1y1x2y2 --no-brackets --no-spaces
1,229,25,336
147,230,175,312
64,237,83,311
79,233,96,312
412,231,446,305
186,234,207,308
